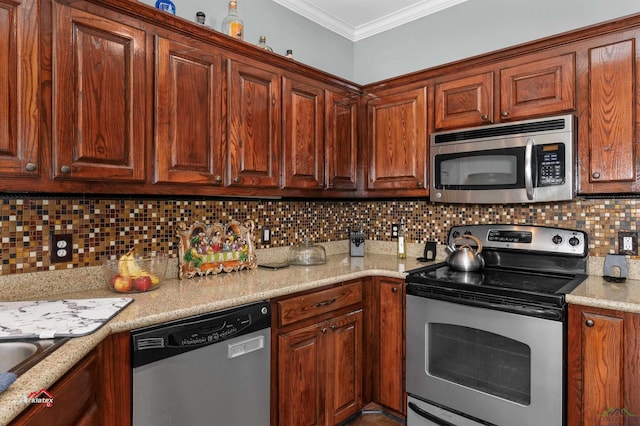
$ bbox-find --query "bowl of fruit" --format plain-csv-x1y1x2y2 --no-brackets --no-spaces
103,250,168,293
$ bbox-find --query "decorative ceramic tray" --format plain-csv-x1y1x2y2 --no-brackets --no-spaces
176,220,257,279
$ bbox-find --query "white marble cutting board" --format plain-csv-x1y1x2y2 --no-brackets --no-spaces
0,298,133,339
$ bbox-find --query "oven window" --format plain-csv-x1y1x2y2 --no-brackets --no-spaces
428,323,531,405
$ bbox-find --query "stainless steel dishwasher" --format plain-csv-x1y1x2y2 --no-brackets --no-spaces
131,301,271,426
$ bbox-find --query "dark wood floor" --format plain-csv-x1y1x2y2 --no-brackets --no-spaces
344,413,404,425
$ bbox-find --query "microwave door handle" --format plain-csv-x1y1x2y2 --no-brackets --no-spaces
525,138,535,200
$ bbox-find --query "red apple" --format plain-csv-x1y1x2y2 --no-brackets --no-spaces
111,274,133,292
133,275,153,291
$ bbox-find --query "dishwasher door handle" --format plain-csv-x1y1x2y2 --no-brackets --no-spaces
228,335,266,359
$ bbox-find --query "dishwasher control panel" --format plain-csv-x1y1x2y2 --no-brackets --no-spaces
131,301,271,367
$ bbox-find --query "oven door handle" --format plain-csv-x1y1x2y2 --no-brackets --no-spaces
408,402,457,426
407,290,564,321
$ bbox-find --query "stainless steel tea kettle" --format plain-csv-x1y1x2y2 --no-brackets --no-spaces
445,235,485,272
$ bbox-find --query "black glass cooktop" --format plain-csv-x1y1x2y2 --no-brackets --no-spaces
406,262,587,309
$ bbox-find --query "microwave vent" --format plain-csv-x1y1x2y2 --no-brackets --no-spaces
434,117,568,144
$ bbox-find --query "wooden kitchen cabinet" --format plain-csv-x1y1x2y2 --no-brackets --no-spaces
153,34,224,186
0,0,41,179
434,72,494,130
366,86,428,194
11,332,132,426
226,59,281,189
567,304,640,426
272,280,364,426
325,90,358,191
374,277,405,416
50,1,147,183
282,75,325,191
434,53,575,130
577,33,640,194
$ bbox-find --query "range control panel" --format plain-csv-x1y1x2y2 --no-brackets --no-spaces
449,224,587,257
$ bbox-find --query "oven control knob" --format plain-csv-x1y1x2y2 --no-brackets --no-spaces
552,235,563,245
569,237,581,247
452,231,460,238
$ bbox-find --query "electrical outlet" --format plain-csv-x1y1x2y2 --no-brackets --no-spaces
391,224,399,238
51,233,73,263
262,226,271,244
618,231,638,255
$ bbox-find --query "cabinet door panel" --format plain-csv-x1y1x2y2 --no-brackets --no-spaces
278,323,325,426
435,72,493,130
500,53,575,120
378,278,404,413
227,60,281,188
367,87,427,190
581,312,624,423
0,0,39,177
52,4,146,182
326,91,357,191
588,40,635,184
327,310,363,424
154,36,223,185
283,77,324,190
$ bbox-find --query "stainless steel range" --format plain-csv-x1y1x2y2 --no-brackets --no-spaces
405,224,588,426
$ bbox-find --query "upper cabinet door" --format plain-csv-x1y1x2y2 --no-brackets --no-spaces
52,3,146,182
282,76,325,190
367,86,427,192
0,0,40,178
326,90,358,191
499,53,575,121
226,59,281,189
434,72,493,130
153,35,224,186
578,36,638,193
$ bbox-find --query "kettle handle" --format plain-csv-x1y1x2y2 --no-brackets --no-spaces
452,235,483,254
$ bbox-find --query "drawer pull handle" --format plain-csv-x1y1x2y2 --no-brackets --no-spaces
585,319,595,327
315,298,336,308
330,324,337,330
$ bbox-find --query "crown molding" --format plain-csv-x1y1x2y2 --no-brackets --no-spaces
273,0,469,42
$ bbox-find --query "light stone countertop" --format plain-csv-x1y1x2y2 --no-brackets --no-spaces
2,240,640,424
0,251,426,425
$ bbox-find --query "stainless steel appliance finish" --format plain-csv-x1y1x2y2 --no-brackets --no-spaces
132,301,271,426
430,114,575,204
405,224,588,426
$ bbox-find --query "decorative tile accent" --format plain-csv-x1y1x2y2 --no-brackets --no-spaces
0,196,638,276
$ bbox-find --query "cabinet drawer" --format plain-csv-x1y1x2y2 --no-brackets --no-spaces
277,280,363,327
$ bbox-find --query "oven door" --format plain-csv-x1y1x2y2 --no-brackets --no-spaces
406,294,564,426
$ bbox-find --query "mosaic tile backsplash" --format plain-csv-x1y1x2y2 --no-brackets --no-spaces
0,197,638,275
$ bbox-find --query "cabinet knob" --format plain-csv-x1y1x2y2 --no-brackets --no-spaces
60,165,71,174
330,324,337,330
25,162,37,172
481,114,488,120
233,176,240,184
585,319,595,327
501,111,509,117
592,172,601,179
321,327,327,334
392,287,399,293
215,175,222,183
416,182,423,188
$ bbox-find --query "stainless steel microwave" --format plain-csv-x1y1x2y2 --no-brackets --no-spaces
430,114,575,204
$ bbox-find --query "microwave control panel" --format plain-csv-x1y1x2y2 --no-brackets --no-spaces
536,143,565,186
